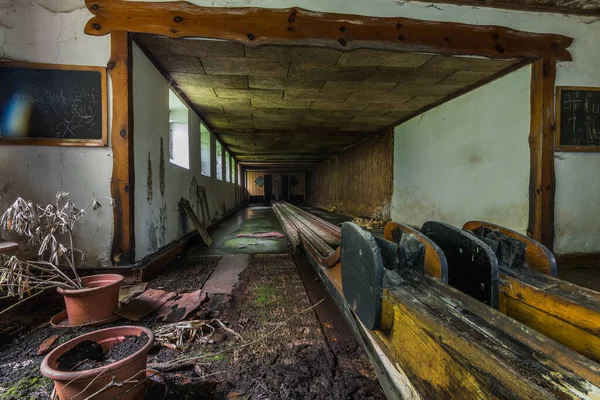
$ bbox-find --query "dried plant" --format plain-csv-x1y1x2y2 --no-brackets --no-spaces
0,191,114,299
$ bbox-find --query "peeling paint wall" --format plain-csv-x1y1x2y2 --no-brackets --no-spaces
132,43,237,260
392,66,531,232
0,0,113,266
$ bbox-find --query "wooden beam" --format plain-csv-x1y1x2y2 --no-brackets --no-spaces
84,1,573,61
528,59,556,250
109,31,135,265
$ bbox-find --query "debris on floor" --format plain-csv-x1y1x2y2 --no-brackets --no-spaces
235,231,286,239
119,282,149,304
352,217,386,230
36,335,59,356
115,288,176,321
155,290,207,322
0,248,384,399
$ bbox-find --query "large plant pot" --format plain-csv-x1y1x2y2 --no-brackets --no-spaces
57,274,124,326
40,326,154,400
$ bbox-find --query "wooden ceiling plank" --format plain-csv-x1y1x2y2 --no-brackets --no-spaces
249,76,325,90
156,54,205,74
202,58,289,77
337,49,432,67
290,62,375,81
320,81,398,93
424,55,515,72
137,34,245,58
310,101,369,111
344,92,413,103
170,72,249,89
245,44,343,64
251,98,312,109
216,88,283,101
85,2,573,61
283,90,350,102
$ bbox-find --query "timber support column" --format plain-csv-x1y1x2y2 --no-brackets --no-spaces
109,31,135,265
528,59,556,250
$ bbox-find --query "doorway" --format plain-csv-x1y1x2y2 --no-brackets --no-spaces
264,174,273,203
281,175,289,201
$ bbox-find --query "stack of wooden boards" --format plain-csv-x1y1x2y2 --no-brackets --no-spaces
303,214,600,399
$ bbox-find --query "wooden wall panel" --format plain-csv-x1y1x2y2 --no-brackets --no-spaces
308,130,393,218
246,171,306,199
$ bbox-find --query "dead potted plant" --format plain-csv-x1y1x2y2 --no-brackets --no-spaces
0,191,124,325
40,325,155,400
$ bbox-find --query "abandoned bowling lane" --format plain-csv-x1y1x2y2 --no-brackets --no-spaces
2,0,600,398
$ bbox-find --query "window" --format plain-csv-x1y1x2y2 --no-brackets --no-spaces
200,124,211,177
216,142,223,180
169,90,189,169
231,159,236,184
225,152,231,182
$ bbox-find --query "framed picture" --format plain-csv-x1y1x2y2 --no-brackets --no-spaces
0,62,107,147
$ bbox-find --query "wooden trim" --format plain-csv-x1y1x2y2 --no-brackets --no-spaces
109,31,135,265
555,86,600,152
555,253,600,267
407,0,600,17
0,61,108,147
84,1,572,61
527,59,556,250
77,231,199,283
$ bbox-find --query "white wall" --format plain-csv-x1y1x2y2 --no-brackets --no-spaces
132,43,237,260
393,66,531,231
0,0,113,266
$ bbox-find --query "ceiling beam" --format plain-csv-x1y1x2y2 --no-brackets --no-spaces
411,1,600,17
85,1,572,61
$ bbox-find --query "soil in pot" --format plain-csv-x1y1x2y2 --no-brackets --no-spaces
56,333,149,372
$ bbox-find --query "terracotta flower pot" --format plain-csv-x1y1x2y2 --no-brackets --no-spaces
40,326,155,400
57,274,124,326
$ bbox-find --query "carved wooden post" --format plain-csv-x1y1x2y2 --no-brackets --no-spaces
109,31,135,265
528,59,556,250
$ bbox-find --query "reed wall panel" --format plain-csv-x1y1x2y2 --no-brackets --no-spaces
308,130,393,218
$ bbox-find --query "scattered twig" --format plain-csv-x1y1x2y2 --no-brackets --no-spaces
151,299,324,371
215,319,244,342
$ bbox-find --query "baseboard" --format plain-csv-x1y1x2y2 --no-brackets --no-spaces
77,231,199,283
555,253,600,267
76,202,249,283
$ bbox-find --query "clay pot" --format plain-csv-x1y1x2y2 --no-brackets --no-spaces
40,326,154,400
58,274,124,326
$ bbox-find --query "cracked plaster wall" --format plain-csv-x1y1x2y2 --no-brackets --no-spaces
393,66,532,235
0,0,112,266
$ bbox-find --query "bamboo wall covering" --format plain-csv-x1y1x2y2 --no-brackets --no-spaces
308,129,393,218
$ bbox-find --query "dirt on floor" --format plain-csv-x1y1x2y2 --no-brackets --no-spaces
164,254,384,400
0,252,384,400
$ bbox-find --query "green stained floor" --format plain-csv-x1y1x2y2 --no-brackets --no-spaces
188,205,291,255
